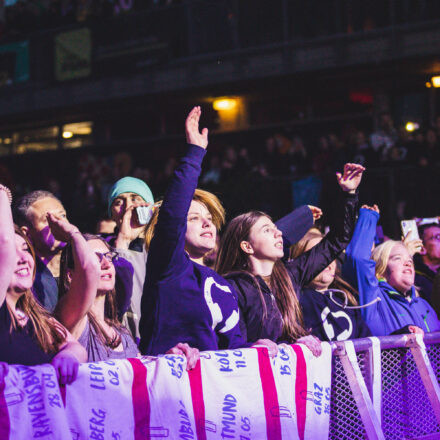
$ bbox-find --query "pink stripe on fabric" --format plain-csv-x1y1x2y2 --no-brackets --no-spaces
0,378,10,439
256,347,282,440
59,384,66,407
291,345,307,440
128,358,150,440
188,360,206,440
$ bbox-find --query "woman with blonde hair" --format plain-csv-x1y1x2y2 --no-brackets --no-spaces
139,107,273,356
0,186,86,382
290,229,371,341
216,162,365,353
343,205,440,336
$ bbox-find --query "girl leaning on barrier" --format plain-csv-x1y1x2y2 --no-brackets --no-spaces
0,185,86,384
290,229,372,342
342,204,440,336
138,107,274,357
215,162,365,354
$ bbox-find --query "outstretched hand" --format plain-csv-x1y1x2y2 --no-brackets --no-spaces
336,163,365,193
47,212,79,242
166,342,200,370
308,205,323,222
403,231,423,257
361,204,380,214
185,106,208,150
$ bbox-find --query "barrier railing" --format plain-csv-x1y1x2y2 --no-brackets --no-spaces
330,332,440,440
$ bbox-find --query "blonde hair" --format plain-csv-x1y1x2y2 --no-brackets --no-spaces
144,189,225,251
290,228,359,306
372,239,404,280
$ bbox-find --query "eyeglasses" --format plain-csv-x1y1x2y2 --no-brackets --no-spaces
95,251,119,263
426,234,440,242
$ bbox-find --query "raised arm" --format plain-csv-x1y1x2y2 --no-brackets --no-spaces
0,186,16,308
286,163,364,287
147,107,208,280
342,206,382,310
50,214,101,335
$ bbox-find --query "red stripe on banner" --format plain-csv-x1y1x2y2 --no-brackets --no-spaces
291,345,307,440
188,360,206,440
256,347,282,440
128,358,150,440
59,384,66,407
0,377,10,439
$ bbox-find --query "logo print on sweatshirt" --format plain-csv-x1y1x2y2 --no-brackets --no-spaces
321,307,353,341
204,277,239,333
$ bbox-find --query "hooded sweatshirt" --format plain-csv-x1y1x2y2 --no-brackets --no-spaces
139,144,246,355
342,208,440,336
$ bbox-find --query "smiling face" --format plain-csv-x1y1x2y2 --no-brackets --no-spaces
9,234,35,294
185,200,217,259
244,215,284,261
384,243,415,294
88,239,116,293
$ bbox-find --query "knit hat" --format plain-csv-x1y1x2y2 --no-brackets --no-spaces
107,177,154,216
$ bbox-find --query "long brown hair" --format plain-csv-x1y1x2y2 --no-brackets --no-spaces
144,189,226,251
58,234,123,348
8,227,66,352
290,229,358,306
216,211,307,341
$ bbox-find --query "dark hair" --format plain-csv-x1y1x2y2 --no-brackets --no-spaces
58,234,123,349
216,211,307,342
418,223,440,242
10,226,67,352
13,190,62,227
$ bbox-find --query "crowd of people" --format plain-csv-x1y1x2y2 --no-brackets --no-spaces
1,106,440,387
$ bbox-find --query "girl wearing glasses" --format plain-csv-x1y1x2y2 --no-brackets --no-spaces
54,221,140,361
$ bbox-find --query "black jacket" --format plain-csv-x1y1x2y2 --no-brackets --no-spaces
225,191,358,343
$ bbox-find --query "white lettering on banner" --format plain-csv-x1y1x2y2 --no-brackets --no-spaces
2,344,332,439
321,307,353,341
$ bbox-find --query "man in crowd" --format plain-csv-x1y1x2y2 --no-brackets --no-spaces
13,190,68,311
415,222,440,303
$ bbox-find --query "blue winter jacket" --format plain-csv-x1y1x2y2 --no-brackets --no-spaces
342,208,440,336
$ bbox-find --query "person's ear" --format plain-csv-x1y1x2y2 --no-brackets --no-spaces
240,240,253,255
20,225,29,238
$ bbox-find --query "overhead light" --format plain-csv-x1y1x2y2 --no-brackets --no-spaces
4,138,11,144
426,81,432,88
405,122,419,132
213,98,237,111
62,131,73,139
432,76,440,88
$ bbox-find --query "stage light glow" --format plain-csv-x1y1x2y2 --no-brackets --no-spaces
432,76,440,87
213,98,237,111
62,131,73,139
426,81,432,88
405,122,419,132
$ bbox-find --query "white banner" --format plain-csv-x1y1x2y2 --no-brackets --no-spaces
0,343,332,440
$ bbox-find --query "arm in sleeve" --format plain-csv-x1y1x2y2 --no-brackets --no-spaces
147,144,206,281
286,191,358,287
276,205,314,260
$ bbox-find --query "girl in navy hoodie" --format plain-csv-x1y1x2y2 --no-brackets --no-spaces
139,107,273,356
216,163,364,353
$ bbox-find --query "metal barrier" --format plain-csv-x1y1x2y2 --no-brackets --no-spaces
329,332,440,440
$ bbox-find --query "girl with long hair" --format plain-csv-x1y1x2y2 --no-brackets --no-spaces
216,163,364,354
139,107,274,356
290,229,371,341
0,186,86,383
342,205,440,336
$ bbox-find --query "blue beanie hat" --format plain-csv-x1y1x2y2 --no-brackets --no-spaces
108,177,154,216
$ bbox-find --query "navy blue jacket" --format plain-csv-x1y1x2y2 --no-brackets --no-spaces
139,145,246,355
